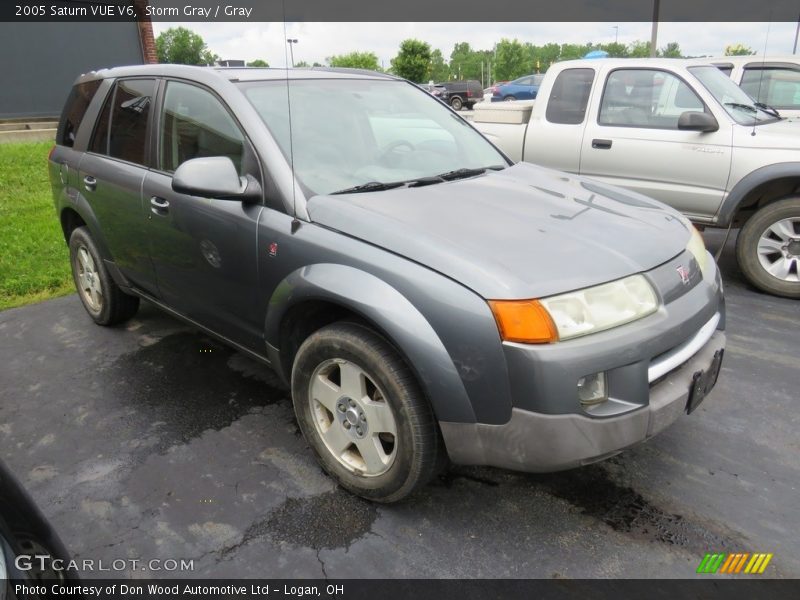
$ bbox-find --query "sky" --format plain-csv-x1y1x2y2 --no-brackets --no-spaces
152,21,800,69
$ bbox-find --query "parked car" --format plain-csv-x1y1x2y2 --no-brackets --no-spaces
50,65,725,502
435,79,483,110
491,74,545,101
1,459,79,594
701,56,800,119
474,58,800,298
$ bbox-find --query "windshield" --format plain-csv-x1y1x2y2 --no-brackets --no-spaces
688,66,780,125
238,78,508,196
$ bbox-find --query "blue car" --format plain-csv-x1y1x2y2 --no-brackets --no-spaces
491,74,545,102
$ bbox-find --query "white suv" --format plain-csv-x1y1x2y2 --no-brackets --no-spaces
697,55,800,119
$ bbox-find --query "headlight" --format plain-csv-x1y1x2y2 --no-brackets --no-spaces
489,274,659,343
540,275,659,340
686,225,709,277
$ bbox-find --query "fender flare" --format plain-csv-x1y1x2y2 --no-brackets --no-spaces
264,263,477,424
715,162,800,227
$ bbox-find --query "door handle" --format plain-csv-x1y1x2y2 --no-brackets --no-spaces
150,196,170,215
592,139,613,149
83,175,97,191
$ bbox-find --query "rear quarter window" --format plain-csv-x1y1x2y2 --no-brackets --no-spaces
546,68,595,125
56,80,102,147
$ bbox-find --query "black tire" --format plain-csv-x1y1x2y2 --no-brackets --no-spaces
291,322,443,502
68,227,140,325
450,96,463,111
504,95,517,102
736,197,800,299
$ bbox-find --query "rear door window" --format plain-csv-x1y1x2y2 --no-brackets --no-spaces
88,79,155,165
57,80,102,147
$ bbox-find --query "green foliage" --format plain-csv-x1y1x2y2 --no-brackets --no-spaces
247,59,269,67
494,39,531,81
659,42,682,58
449,42,484,81
429,49,450,82
390,39,432,83
156,26,218,65
328,51,381,71
627,40,653,58
725,43,755,56
0,143,74,310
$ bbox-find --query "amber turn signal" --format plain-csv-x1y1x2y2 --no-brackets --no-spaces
488,299,559,344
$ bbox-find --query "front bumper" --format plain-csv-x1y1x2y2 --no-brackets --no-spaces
440,329,725,472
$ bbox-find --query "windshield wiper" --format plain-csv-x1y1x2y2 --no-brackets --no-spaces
330,181,406,195
724,102,757,113
754,102,781,118
408,166,506,187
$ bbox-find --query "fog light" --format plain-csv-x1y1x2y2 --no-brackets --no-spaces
578,372,607,406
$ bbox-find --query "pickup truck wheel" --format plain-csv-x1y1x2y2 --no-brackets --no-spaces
291,322,442,502
68,227,140,325
736,197,800,298
450,96,463,111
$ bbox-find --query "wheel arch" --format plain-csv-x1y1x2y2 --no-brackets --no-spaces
716,163,800,228
264,264,477,424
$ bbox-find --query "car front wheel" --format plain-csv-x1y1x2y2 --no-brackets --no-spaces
736,197,800,298
68,226,140,325
291,322,443,502
504,95,516,101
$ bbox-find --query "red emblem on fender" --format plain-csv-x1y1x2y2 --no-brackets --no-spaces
268,242,278,257
676,265,690,285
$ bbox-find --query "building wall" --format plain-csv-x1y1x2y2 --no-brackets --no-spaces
0,22,146,119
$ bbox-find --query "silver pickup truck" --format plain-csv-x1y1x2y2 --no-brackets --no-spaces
474,58,800,298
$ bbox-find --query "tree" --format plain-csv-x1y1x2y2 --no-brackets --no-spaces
429,48,450,82
247,59,269,67
449,42,483,81
155,27,218,65
494,39,530,81
390,39,432,83
328,51,381,71
725,43,755,56
627,40,652,58
659,42,683,58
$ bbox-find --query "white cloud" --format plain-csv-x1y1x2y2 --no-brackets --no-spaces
152,21,799,68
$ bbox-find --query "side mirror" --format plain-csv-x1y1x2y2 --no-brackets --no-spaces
172,157,261,202
677,111,719,133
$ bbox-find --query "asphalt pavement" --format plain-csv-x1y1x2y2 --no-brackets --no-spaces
1,229,798,578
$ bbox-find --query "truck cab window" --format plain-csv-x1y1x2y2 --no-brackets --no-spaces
545,68,594,125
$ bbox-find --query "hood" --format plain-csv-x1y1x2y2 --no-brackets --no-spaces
733,118,800,150
307,163,691,299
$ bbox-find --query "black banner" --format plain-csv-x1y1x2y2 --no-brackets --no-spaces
2,0,800,22
8,579,800,600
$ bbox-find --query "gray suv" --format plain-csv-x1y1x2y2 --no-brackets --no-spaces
49,65,726,502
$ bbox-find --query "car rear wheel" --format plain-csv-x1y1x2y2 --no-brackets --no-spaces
736,197,800,298
450,96,463,111
503,95,517,101
291,322,443,502
69,227,140,325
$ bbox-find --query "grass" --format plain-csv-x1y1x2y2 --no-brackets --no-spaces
0,141,74,310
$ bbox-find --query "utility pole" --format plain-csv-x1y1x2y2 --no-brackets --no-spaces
794,13,799,54
286,38,298,67
649,0,660,57
613,25,619,45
